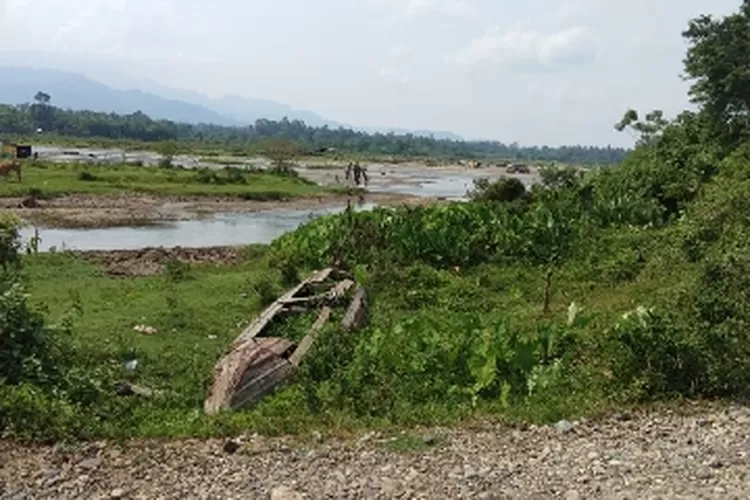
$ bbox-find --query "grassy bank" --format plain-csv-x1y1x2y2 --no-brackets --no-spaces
0,160,334,200
0,202,704,441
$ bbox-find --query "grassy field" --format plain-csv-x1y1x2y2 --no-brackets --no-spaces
0,160,333,200
2,217,685,441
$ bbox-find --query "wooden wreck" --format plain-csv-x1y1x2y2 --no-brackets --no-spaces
204,267,367,414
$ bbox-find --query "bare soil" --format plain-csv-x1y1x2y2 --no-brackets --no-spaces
0,192,439,229
72,245,245,277
1,404,748,499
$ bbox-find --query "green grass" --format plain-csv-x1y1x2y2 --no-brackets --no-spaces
7,227,686,441
0,161,331,199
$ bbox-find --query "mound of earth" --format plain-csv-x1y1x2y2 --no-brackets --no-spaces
74,246,244,277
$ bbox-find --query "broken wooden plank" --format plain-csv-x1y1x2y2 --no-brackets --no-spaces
205,337,295,414
230,358,293,410
288,306,332,367
281,279,355,306
206,268,367,414
230,268,332,350
342,285,367,332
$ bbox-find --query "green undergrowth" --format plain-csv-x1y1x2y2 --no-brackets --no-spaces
0,195,735,442
0,160,329,200
8,0,750,440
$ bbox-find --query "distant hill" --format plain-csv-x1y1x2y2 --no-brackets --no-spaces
0,66,240,126
0,66,464,140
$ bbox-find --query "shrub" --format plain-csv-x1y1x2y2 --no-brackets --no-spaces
468,177,527,205
76,171,99,182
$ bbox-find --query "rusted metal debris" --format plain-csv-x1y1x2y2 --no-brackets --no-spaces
204,267,367,414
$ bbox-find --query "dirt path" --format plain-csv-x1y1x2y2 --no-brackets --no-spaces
1,404,748,499
1,192,440,229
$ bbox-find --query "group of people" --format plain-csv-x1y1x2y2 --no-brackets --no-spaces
344,161,369,186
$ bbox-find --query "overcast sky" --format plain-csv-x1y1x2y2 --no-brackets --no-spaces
0,0,742,147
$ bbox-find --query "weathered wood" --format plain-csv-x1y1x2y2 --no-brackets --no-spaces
205,337,295,414
342,285,367,332
281,279,354,306
288,307,332,367
230,268,332,350
205,268,367,414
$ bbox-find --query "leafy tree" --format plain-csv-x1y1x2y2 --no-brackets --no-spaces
256,137,305,167
33,92,51,105
155,140,180,168
30,91,53,131
0,103,629,165
615,109,670,146
682,1,750,149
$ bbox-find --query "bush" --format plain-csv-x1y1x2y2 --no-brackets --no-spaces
468,177,527,205
77,171,99,182
0,216,109,441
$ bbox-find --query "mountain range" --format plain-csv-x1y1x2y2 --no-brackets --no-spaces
0,66,463,140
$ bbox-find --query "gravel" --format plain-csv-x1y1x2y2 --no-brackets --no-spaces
2,404,749,499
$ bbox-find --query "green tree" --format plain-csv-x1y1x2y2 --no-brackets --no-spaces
257,137,305,167
30,91,53,131
33,92,51,105
523,204,579,314
615,109,670,146
682,1,750,148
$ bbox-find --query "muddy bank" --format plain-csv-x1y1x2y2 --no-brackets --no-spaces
2,192,440,229
71,245,246,277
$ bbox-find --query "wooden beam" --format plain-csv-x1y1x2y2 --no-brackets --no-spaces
288,307,332,367
342,285,367,332
230,267,332,351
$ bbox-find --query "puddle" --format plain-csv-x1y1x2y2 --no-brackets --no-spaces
19,203,377,252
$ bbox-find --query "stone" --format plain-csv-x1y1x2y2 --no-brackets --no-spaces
110,488,126,499
422,435,437,446
555,420,575,434
270,486,304,500
222,440,241,454
565,490,581,500
78,457,102,470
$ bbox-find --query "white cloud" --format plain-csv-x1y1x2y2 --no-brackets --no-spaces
377,67,411,85
390,44,412,57
555,0,585,24
446,24,597,72
369,0,477,19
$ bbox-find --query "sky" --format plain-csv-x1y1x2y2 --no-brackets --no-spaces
0,0,743,147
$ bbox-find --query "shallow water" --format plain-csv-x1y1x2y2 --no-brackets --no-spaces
364,169,538,200
24,147,540,251
19,203,377,252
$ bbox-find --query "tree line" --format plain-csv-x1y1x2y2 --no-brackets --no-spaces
0,94,628,165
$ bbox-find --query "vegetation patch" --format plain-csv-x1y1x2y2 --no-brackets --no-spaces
3,3,750,443
0,161,327,199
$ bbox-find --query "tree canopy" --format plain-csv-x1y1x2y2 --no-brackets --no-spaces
0,99,627,165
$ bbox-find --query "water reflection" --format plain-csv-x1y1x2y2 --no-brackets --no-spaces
19,203,377,252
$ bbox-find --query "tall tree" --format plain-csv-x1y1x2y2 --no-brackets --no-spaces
682,1,750,148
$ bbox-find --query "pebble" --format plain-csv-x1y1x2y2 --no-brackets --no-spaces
555,420,575,434
77,457,102,470
1,406,749,498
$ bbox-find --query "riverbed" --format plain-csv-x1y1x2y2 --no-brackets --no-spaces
14,147,539,251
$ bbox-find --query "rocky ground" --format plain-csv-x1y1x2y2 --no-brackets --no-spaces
2,404,749,499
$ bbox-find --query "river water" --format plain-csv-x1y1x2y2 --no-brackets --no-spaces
19,148,538,251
